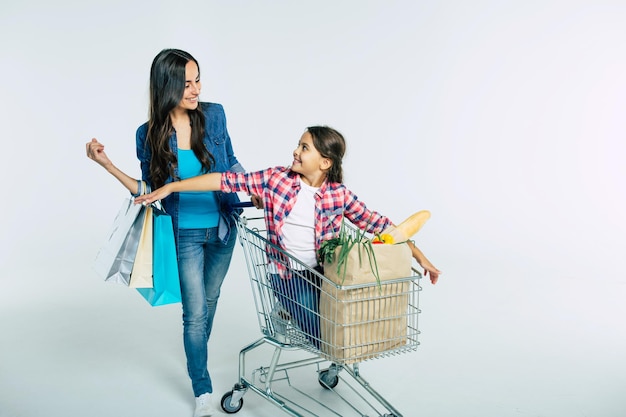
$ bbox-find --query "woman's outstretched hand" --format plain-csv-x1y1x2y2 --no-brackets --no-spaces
85,138,140,194
134,185,174,206
86,138,112,168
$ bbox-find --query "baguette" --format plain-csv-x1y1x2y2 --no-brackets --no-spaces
382,210,431,243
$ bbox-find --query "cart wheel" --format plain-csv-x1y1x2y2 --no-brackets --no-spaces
221,391,244,414
318,370,339,389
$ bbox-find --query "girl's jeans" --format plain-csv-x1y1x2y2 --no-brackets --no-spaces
270,266,323,348
177,227,236,397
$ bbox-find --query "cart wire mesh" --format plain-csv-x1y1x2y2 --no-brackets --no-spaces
236,216,422,363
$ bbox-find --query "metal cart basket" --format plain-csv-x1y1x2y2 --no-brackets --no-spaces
221,205,422,416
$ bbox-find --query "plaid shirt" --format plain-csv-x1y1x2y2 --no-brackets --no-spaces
222,167,392,271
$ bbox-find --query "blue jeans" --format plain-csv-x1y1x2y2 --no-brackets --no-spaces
270,266,322,348
177,227,236,397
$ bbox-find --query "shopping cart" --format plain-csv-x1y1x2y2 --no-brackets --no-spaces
221,203,423,416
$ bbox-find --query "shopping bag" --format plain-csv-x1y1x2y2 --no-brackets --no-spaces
129,204,153,288
320,243,412,363
136,204,181,306
93,195,146,285
324,243,412,286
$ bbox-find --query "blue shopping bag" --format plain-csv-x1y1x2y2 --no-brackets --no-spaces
136,204,181,306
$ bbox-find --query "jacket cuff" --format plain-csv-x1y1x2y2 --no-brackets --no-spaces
131,180,144,197
230,162,244,173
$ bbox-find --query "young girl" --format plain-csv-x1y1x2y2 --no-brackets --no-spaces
86,49,261,417
135,126,441,345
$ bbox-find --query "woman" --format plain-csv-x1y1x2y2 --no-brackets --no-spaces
86,48,259,417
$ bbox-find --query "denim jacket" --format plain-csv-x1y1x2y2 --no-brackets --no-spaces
135,102,243,246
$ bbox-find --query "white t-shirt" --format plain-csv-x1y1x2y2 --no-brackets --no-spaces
281,181,318,268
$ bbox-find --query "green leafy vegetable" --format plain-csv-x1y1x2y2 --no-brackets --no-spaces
317,216,381,286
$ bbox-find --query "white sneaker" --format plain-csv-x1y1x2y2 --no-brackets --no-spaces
194,393,220,417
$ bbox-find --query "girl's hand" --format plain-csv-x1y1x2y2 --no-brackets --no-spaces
418,258,441,285
134,185,173,206
86,138,112,168
406,240,441,285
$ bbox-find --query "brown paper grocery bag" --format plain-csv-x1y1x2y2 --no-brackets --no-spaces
324,243,412,286
320,243,412,363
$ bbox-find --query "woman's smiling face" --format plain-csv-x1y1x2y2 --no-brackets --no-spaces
176,60,201,111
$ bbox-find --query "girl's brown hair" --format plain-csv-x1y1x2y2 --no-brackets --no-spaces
306,126,346,183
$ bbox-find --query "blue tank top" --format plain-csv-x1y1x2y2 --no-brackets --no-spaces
177,149,219,229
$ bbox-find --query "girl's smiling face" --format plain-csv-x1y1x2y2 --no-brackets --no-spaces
176,60,201,111
292,131,331,186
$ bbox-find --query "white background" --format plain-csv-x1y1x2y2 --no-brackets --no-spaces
1,1,625,416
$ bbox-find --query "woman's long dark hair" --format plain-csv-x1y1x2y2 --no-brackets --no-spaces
146,49,214,188
306,126,346,183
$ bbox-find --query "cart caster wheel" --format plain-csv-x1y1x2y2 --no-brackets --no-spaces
318,370,339,389
221,391,244,414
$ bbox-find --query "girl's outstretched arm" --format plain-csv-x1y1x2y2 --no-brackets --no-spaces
134,172,222,205
86,138,140,195
407,240,441,284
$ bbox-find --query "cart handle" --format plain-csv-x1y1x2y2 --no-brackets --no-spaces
230,201,255,209
227,201,256,213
